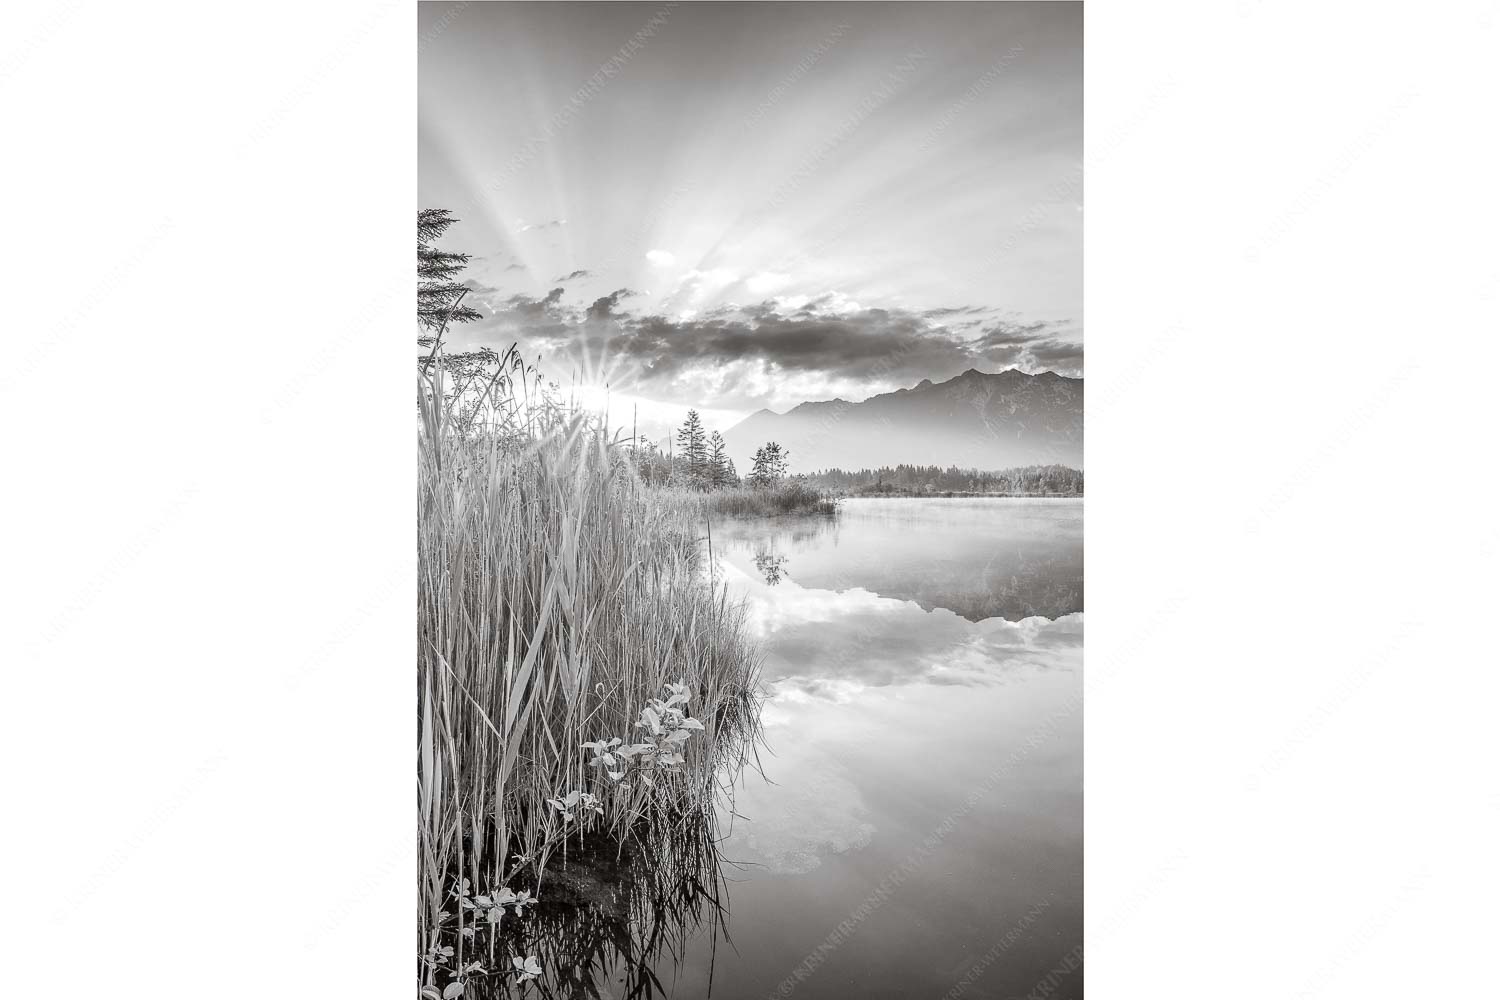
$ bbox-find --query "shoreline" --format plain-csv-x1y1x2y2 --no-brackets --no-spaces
836,492,1084,499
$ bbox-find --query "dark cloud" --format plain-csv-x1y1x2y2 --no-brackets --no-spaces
970,319,1083,373
585,288,637,321
1013,339,1085,370
971,320,1054,346
922,305,987,319
504,287,564,315
462,286,576,341
556,269,593,282
602,308,973,388
502,263,526,272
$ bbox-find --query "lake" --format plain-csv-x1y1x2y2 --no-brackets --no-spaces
652,497,1084,999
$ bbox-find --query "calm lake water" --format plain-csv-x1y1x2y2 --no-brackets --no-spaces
660,497,1084,999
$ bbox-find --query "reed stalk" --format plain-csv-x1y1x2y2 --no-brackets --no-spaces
417,346,761,982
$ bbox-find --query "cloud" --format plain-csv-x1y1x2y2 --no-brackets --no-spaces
555,269,592,282
970,319,1054,346
502,263,526,272
506,287,565,315
518,219,567,232
460,286,576,342
463,279,502,298
645,249,676,267
969,319,1083,372
720,754,874,874
452,284,1081,410
585,287,637,321
608,309,959,390
923,305,987,319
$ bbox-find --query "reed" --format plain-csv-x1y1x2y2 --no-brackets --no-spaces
693,480,839,517
418,347,761,990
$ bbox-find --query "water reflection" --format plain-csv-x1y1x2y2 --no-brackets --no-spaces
752,551,789,586
680,498,1085,1000
443,499,1085,999
714,498,1083,622
434,813,734,1000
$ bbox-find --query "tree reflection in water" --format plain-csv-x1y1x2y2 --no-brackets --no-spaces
753,552,789,585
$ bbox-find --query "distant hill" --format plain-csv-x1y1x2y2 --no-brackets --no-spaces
723,369,1083,473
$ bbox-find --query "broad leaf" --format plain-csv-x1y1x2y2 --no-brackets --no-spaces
640,707,661,734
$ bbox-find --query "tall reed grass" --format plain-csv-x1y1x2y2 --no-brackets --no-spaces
418,348,761,991
678,480,839,518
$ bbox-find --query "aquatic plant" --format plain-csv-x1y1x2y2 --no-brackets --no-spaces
424,803,736,1000
418,342,763,992
511,956,542,983
692,480,839,517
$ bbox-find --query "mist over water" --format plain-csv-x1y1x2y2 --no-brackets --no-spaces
657,498,1085,999
719,497,1084,622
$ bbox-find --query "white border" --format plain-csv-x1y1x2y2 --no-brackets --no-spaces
4,2,1498,996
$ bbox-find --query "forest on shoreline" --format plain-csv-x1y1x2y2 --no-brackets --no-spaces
802,463,1083,497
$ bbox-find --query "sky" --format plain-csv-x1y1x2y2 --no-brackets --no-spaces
419,1,1082,438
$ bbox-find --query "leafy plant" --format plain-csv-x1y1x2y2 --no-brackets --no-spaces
512,955,543,982
417,230,763,992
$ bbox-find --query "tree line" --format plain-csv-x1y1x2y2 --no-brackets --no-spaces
802,463,1083,496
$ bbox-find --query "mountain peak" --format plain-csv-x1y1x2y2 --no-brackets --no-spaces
789,397,851,414
934,367,1008,388
724,369,1083,473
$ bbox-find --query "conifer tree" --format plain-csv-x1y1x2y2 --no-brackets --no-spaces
707,431,731,488
676,410,709,485
418,208,483,340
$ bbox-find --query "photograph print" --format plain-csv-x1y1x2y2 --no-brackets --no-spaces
418,3,1083,998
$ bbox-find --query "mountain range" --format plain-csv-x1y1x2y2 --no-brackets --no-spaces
723,368,1083,473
